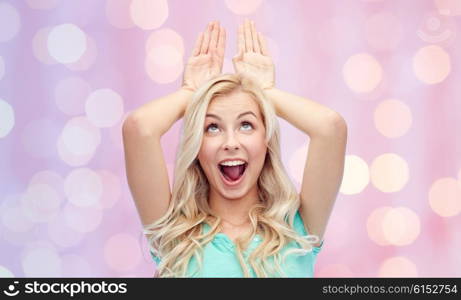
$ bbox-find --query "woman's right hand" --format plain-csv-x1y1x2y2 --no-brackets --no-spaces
181,21,226,92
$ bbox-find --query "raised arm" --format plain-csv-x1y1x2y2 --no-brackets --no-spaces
122,21,226,226
122,88,192,227
233,20,347,247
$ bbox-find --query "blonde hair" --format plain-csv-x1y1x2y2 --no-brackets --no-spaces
144,73,319,277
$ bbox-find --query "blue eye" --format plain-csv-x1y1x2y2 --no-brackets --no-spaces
206,123,219,133
205,121,254,133
241,121,253,131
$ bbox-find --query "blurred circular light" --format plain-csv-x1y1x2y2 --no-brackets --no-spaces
130,0,168,30
0,2,21,42
65,168,103,207
85,89,124,128
47,23,87,64
343,53,383,93
57,138,94,167
340,155,370,195
1,203,35,233
63,203,103,233
370,153,409,193
382,207,420,246
366,206,393,246
147,44,182,67
0,195,45,246
30,170,65,198
429,177,461,217
21,242,62,277
378,256,418,277
65,35,98,71
20,183,62,223
413,45,451,84
57,116,101,166
104,233,142,271
435,0,461,16
374,99,412,138
47,211,85,248
0,99,15,138
32,27,58,64
145,55,183,84
145,28,185,56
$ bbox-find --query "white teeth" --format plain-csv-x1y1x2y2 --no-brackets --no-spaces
219,160,246,166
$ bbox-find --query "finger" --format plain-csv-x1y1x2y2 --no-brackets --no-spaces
217,25,226,57
237,24,245,54
251,21,260,54
192,32,204,56
209,21,219,51
244,19,253,52
200,22,212,54
258,31,269,56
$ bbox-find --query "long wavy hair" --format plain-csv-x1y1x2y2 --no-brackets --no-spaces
144,73,319,277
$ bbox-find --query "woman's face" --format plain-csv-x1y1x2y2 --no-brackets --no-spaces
197,90,267,200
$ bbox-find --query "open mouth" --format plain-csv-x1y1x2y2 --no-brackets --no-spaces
218,163,248,183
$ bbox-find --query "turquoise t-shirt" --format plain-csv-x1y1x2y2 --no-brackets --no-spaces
150,210,323,277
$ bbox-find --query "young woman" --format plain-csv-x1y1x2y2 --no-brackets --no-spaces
122,20,347,277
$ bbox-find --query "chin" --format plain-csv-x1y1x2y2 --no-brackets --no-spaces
219,188,248,200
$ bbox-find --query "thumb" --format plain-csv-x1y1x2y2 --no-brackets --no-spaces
232,49,243,60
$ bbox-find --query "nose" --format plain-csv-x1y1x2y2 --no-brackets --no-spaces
223,132,240,151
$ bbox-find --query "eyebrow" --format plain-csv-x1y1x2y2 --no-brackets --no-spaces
205,111,258,121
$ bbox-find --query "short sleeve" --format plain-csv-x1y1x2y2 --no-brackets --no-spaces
150,250,161,265
294,210,324,255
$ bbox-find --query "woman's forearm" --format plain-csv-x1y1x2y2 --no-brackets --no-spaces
127,88,194,137
263,88,344,138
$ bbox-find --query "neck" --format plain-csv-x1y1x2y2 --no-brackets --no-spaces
220,216,250,227
208,186,260,226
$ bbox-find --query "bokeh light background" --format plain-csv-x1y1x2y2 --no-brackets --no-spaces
1,0,461,278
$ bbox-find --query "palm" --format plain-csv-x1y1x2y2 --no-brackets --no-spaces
233,20,275,90
182,21,226,92
233,52,274,89
183,54,221,91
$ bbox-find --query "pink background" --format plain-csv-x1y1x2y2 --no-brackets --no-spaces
0,0,460,277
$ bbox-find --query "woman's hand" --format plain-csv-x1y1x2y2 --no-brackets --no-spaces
181,21,226,92
232,20,275,90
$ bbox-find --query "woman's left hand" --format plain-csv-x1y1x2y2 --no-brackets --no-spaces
232,20,275,90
